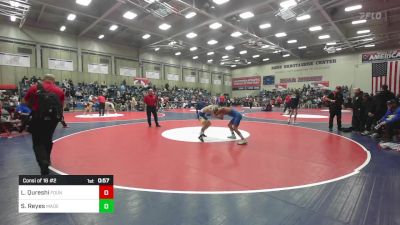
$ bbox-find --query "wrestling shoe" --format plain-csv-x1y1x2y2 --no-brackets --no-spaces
198,135,204,142
237,140,248,145
227,135,237,139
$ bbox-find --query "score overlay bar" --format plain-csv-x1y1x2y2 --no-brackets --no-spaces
19,175,114,213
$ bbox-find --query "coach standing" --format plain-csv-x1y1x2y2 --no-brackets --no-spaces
326,86,344,131
24,74,64,175
98,94,106,116
144,89,160,127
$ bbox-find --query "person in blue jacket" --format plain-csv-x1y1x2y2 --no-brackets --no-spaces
375,99,400,140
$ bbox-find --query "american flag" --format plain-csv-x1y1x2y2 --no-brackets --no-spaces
372,61,400,95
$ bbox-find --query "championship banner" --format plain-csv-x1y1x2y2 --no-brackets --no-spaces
362,49,400,63
263,75,275,85
275,83,288,89
232,76,261,90
134,78,150,87
313,81,329,88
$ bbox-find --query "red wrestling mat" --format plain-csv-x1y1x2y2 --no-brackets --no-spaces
63,112,165,123
51,120,369,193
245,109,352,124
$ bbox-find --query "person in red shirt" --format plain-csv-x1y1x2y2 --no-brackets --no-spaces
144,89,160,127
98,94,106,116
219,94,226,106
24,74,65,175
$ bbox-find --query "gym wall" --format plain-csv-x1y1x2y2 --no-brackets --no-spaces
231,52,373,97
0,22,231,95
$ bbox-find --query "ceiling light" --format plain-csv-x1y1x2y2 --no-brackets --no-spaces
207,40,218,45
247,62,252,65
352,19,366,25
59,25,66,32
231,31,242,37
9,1,20,7
209,22,222,29
98,34,104,39
154,48,160,51
10,16,16,22
275,32,287,37
364,44,375,48
318,34,330,39
222,55,229,59
259,23,271,29
123,11,137,20
109,25,118,31
190,47,198,51
220,62,225,65
185,12,197,19
231,65,237,68
142,34,151,39
357,29,370,34
345,4,362,12
253,55,260,58
225,45,235,50
208,59,213,63
76,0,91,6
309,26,322,31
261,45,270,49
207,52,214,56
298,46,307,49
283,54,290,57
287,39,297,44
239,50,247,55
144,0,156,3
175,52,181,56
280,0,297,9
336,47,342,51
213,0,230,5
263,58,270,61
296,14,311,21
193,56,198,59
67,13,76,21
239,12,254,19
159,23,171,30
235,59,240,62
363,38,374,41
326,42,336,46
273,50,281,53
186,32,198,38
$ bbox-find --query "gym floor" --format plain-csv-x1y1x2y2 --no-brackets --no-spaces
1,108,399,225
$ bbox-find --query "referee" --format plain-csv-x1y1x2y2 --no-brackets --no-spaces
144,89,161,127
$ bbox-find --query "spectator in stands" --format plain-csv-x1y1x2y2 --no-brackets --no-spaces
24,74,64,175
219,94,225,106
15,99,31,133
326,86,344,131
144,89,160,127
352,88,364,132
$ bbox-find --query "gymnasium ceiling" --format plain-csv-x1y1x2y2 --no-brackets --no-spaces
1,0,400,68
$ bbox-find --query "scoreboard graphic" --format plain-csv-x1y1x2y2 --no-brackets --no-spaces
19,175,114,213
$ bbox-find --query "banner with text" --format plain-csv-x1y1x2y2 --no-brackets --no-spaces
232,76,261,90
362,49,400,63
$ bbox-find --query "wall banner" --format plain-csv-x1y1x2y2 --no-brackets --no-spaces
232,76,261,90
362,49,400,63
263,75,275,85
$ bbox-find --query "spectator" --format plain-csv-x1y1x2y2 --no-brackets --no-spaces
374,84,395,121
24,74,64,175
374,100,400,141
